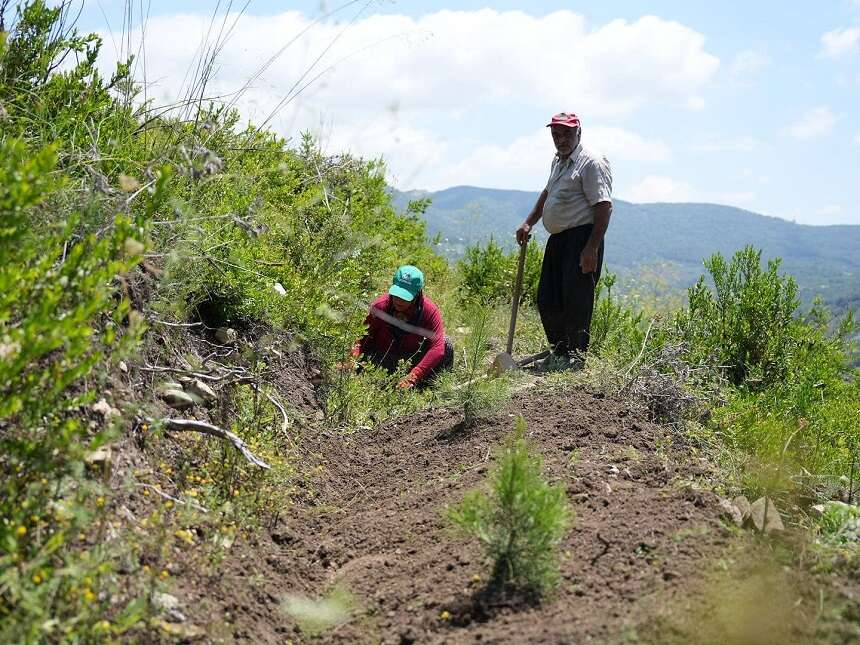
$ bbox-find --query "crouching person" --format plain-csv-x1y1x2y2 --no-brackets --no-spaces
349,265,453,389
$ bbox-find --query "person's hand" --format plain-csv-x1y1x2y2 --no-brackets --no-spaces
580,244,599,274
396,378,415,390
336,359,356,372
516,221,532,246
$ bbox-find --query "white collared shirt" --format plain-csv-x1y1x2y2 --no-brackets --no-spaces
541,144,613,234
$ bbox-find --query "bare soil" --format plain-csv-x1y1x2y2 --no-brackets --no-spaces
177,385,757,644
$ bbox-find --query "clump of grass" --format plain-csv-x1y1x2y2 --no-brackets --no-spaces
448,417,571,596
281,586,355,635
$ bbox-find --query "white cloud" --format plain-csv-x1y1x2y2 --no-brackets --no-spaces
820,26,860,58
785,106,837,140
97,9,719,189
587,126,672,162
685,96,706,110
104,10,720,118
730,50,769,76
419,126,671,191
625,175,698,202
694,135,760,152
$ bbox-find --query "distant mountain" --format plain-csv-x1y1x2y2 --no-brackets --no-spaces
391,186,860,310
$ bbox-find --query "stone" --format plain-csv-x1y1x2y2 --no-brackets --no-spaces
273,282,287,296
152,620,204,638
118,360,128,373
152,592,180,611
811,500,855,519
733,495,752,521
85,446,113,466
186,379,217,403
748,496,785,533
215,327,238,345
158,381,184,393
161,389,195,410
718,498,744,527
91,398,119,418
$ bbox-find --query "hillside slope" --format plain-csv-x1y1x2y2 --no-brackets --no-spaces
170,384,855,644
393,186,860,307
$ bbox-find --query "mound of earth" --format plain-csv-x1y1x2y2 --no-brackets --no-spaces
177,386,749,643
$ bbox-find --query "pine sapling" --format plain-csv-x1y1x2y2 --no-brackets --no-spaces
448,417,572,596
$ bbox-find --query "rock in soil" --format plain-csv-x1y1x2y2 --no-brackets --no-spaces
748,496,785,533
186,379,217,403
718,498,744,527
215,327,238,344
733,495,752,521
161,389,195,410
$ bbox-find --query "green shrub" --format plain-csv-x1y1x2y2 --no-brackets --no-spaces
0,136,153,640
448,417,571,595
679,246,803,388
589,272,645,360
456,238,542,305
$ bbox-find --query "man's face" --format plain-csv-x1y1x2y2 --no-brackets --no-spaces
550,125,579,157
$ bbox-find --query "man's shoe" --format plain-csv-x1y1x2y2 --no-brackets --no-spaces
536,354,572,372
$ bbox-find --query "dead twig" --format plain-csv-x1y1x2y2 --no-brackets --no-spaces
136,483,209,512
159,418,271,469
141,363,240,381
151,319,204,328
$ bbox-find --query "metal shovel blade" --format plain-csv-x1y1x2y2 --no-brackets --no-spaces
489,352,518,376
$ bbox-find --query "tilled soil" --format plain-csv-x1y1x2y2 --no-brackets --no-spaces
195,386,738,644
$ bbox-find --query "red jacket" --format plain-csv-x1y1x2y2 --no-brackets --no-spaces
352,293,445,384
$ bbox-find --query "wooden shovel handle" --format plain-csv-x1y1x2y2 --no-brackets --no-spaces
506,240,528,355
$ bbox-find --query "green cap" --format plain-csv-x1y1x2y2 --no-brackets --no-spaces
389,265,424,302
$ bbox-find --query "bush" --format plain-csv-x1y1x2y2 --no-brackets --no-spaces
448,417,571,595
589,272,645,360
0,136,153,640
679,246,803,388
457,238,542,305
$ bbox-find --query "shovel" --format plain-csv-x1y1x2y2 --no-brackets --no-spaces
489,240,549,376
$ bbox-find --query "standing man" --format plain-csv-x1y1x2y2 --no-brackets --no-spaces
516,112,612,370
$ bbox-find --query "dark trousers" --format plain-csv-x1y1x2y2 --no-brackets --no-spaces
364,336,454,385
537,224,604,357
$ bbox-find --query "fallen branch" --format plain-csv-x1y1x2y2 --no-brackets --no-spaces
141,363,241,382
159,418,271,469
136,483,209,513
150,319,204,328
266,392,292,435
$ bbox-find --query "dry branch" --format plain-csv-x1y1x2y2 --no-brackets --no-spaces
136,483,209,512
159,418,271,469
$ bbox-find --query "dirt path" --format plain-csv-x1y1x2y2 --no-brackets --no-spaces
196,385,737,643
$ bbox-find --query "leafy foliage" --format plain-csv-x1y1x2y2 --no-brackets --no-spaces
449,417,571,595
456,237,542,305
679,246,803,387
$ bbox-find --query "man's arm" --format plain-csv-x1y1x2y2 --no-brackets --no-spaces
579,201,611,274
516,189,548,245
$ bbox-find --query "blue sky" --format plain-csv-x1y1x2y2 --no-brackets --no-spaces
74,1,860,224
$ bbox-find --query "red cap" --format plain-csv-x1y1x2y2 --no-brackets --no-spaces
546,112,580,128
